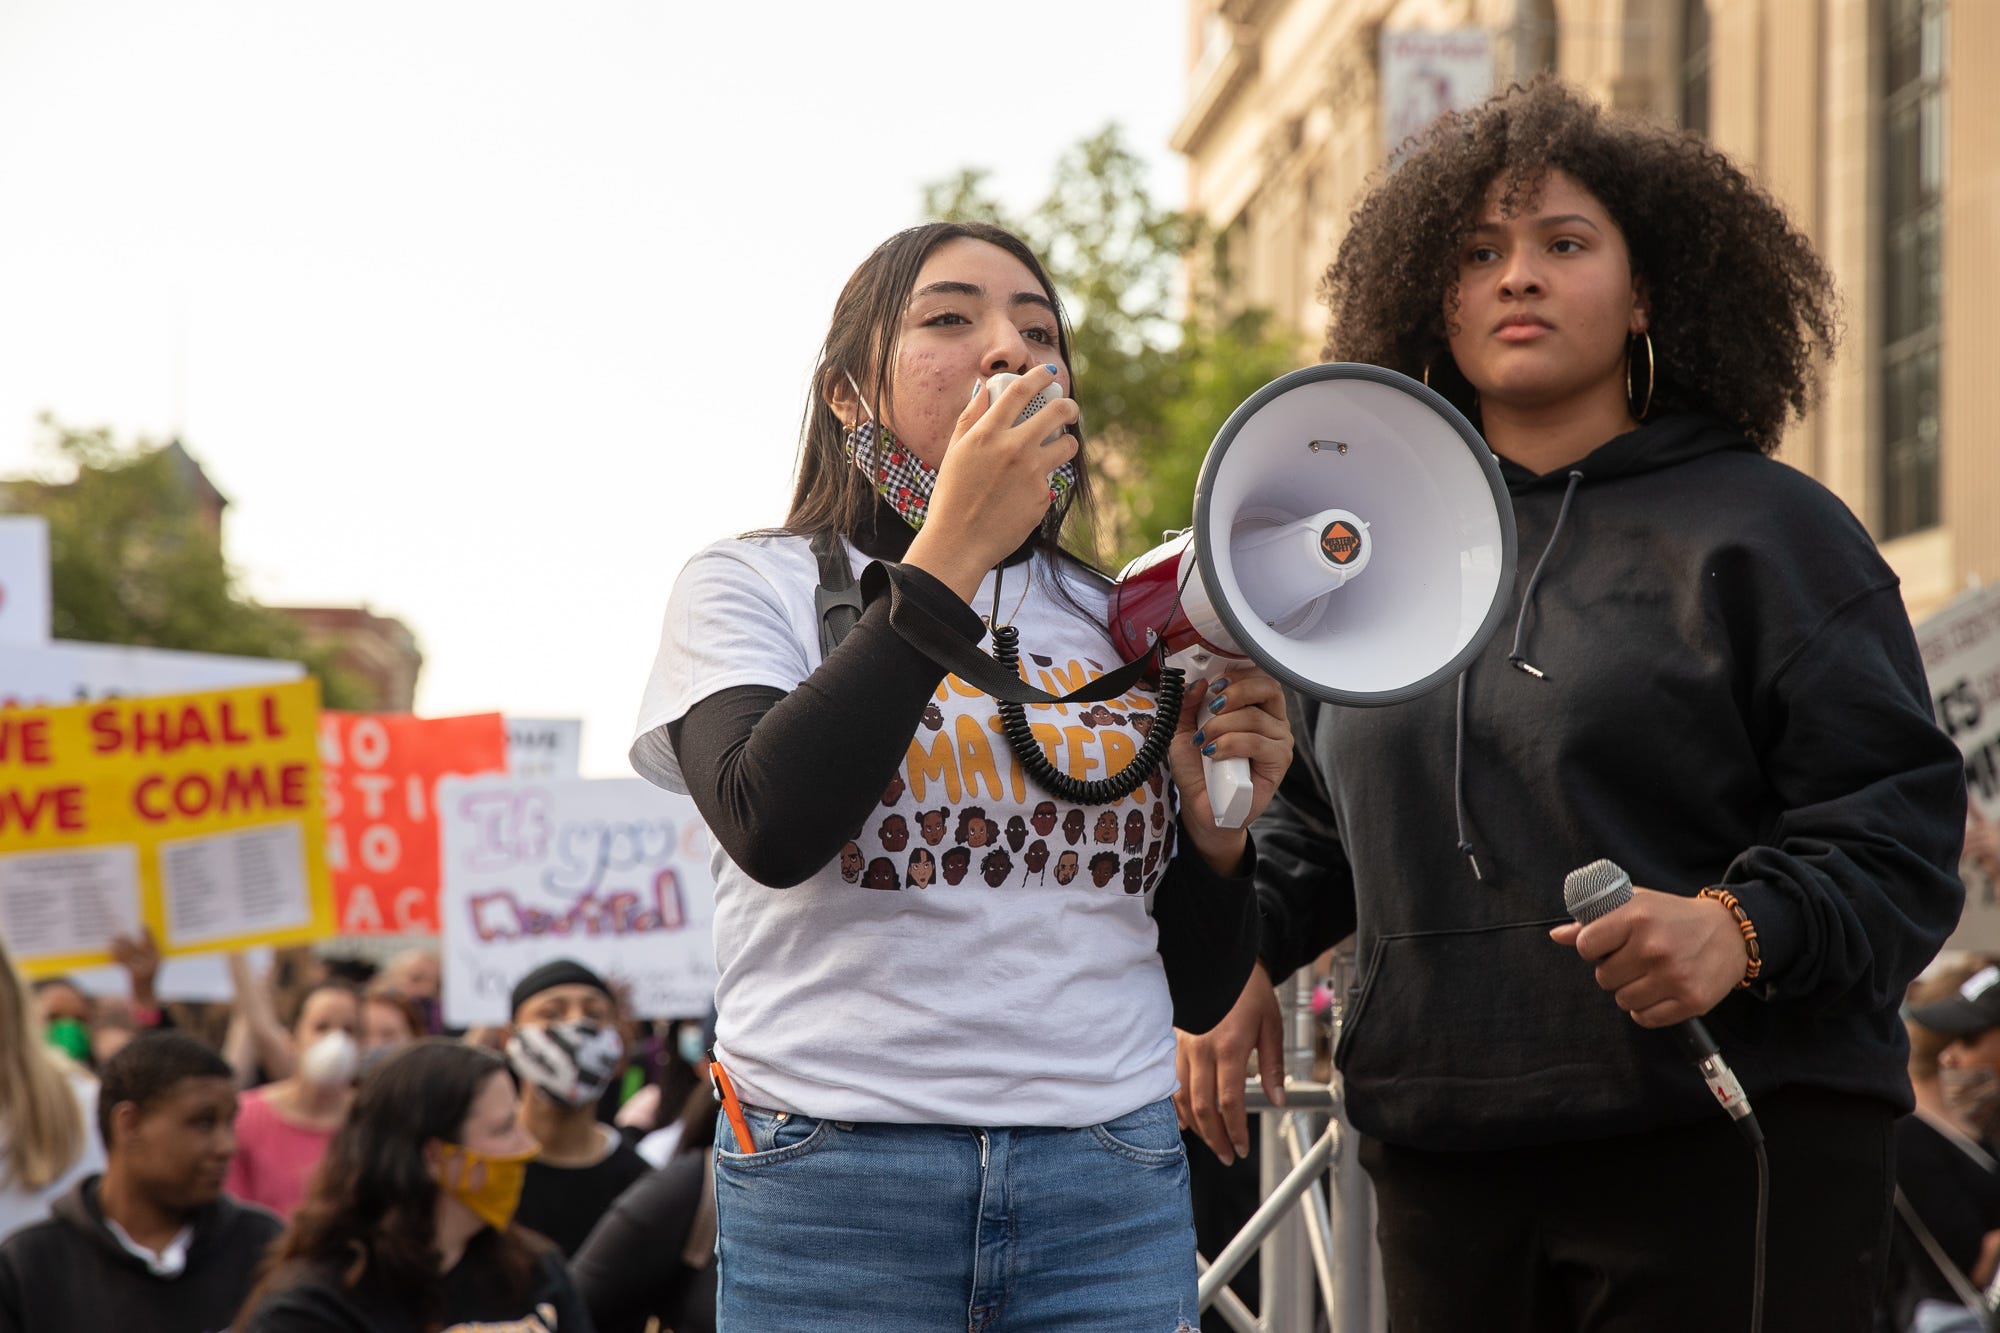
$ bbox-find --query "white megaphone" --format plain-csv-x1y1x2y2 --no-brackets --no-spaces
1108,363,1518,828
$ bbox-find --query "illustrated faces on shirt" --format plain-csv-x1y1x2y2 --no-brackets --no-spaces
831,237,1072,467
1445,170,1648,418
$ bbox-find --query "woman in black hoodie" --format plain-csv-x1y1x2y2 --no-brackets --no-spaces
1177,78,1966,1331
236,1040,593,1333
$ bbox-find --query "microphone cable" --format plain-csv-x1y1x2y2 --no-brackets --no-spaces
990,623,1184,805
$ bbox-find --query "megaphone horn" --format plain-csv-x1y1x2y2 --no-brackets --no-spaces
1109,363,1518,829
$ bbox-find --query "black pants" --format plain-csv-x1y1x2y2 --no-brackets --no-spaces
1358,1087,1897,1333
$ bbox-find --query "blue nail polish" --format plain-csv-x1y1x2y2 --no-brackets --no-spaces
1208,694,1226,714
1201,742,1217,757
1212,676,1230,690
1192,730,1205,746
1044,363,1059,374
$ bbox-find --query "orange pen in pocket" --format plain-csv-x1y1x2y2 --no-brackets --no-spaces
710,1060,756,1156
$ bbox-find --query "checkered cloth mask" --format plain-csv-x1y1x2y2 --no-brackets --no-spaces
844,420,1078,532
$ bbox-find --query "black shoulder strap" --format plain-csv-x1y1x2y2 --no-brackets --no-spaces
810,530,863,657
815,534,1159,706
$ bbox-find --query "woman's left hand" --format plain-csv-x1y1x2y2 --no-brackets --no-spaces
1168,669,1292,875
1547,888,1750,1026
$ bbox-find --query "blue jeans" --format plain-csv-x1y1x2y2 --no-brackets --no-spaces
713,1097,1200,1332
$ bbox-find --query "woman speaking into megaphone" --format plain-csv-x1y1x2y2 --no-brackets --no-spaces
629,220,1292,1331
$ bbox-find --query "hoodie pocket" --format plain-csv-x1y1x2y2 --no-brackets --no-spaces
1334,921,1697,1150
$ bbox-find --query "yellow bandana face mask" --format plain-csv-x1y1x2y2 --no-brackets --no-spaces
435,1140,539,1233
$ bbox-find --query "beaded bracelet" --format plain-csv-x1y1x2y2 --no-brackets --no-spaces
1697,886,1762,989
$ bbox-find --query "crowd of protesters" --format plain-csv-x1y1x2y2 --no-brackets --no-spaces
0,933,716,1333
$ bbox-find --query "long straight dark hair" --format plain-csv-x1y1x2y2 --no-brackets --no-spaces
784,221,1104,588
235,1041,543,1332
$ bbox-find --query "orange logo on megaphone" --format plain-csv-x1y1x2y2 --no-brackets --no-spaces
1320,521,1362,565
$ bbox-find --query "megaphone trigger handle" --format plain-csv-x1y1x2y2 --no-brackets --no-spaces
1202,754,1255,830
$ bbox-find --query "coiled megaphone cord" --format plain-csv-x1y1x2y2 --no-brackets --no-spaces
990,624,1184,805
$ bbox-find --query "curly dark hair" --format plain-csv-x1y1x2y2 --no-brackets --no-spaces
1322,79,1838,454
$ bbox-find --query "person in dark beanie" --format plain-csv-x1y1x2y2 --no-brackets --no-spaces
0,1032,281,1333
505,960,649,1256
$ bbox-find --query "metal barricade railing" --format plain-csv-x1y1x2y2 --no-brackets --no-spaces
1194,962,1386,1333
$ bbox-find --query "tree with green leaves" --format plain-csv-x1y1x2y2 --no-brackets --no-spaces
2,417,373,707
923,125,1304,564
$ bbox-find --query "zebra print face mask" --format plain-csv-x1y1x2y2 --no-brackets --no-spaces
506,1021,625,1108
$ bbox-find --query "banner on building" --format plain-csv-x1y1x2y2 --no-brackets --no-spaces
437,775,717,1027
506,717,583,781
0,680,335,975
1379,28,1494,157
1918,584,2000,949
0,639,303,710
0,516,51,647
321,711,510,936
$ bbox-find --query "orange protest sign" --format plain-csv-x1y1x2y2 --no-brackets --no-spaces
320,712,509,935
0,680,334,974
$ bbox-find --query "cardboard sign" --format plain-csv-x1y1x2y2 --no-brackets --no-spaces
1917,584,2000,948
0,516,51,647
0,680,334,974
320,712,510,935
506,717,583,781
437,775,717,1026
0,639,302,710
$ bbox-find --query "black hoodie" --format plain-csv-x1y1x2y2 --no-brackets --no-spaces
0,1175,281,1333
1253,414,1966,1151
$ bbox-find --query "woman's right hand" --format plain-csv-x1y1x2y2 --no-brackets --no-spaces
903,364,1080,601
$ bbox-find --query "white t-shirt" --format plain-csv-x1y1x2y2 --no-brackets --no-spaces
0,1071,104,1242
632,535,1180,1126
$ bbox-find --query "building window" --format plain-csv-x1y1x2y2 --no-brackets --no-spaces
1679,2,1711,136
1880,0,1946,538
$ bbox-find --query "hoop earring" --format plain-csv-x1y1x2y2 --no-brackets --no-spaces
1626,331,1655,419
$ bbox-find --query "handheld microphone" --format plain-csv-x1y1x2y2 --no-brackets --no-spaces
1564,859,1761,1142
983,371,1068,445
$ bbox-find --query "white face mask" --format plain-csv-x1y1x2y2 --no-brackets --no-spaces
298,1030,360,1088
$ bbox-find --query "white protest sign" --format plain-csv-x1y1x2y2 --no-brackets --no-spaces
1916,583,2000,949
437,775,717,1026
1380,28,1494,156
505,717,583,781
0,516,51,646
0,639,302,709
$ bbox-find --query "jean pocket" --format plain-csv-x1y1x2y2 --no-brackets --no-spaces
715,1106,834,1167
1088,1097,1187,1166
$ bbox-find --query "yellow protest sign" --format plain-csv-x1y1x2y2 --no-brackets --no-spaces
0,679,334,974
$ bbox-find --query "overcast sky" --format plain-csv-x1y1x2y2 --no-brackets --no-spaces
0,1,1190,776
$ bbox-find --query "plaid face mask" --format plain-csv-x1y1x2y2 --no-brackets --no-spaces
841,372,1078,533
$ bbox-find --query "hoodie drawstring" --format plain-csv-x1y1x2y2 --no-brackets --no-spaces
1507,470,1584,679
1455,468,1584,881
1454,671,1482,881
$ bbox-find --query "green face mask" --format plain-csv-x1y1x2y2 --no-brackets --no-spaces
45,1017,90,1063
